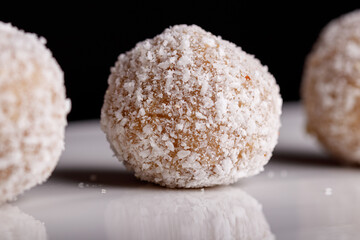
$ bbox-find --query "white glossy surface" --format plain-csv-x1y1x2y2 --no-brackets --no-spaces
2,103,360,240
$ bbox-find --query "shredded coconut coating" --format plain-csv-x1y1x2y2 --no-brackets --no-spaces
302,10,360,163
101,25,282,188
0,22,70,203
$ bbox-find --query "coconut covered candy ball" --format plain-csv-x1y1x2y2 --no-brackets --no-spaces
302,10,360,163
0,22,70,203
101,25,282,188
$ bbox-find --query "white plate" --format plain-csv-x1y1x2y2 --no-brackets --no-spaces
2,103,360,240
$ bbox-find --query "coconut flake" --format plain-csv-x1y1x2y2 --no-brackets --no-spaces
177,150,191,159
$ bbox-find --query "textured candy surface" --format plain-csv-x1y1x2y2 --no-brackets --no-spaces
101,25,282,187
0,22,70,202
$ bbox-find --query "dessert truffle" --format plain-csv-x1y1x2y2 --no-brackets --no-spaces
0,22,70,203
101,25,282,188
302,10,360,163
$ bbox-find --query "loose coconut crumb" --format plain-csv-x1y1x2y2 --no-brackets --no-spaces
101,24,282,188
302,10,360,163
0,22,69,203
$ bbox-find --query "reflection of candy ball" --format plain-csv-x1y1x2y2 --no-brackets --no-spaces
0,22,70,203
101,25,282,188
105,188,274,240
302,10,360,163
0,204,47,240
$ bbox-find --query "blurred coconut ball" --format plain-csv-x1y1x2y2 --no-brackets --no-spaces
0,22,70,203
302,10,360,163
101,25,282,188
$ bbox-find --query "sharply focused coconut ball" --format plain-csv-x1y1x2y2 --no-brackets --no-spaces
101,25,282,188
0,22,70,203
302,10,360,163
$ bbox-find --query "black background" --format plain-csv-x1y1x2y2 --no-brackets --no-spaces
1,3,359,121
